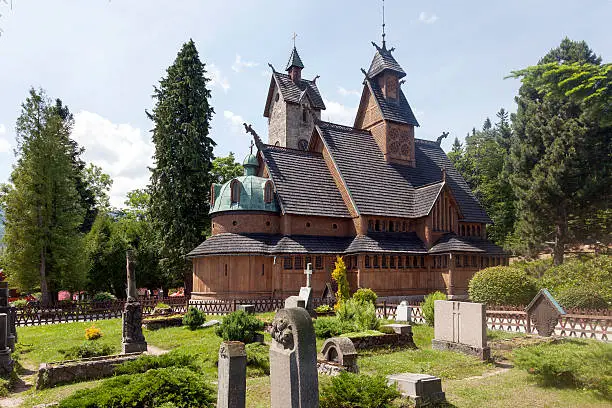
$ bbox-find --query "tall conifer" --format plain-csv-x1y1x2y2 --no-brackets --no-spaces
148,40,215,290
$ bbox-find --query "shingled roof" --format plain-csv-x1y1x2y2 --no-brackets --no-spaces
429,234,506,254
315,122,491,223
365,78,419,126
346,233,427,254
263,71,325,117
260,145,351,218
286,47,304,70
367,42,406,78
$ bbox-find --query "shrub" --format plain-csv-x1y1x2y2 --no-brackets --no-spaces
336,299,379,331
85,325,102,340
10,299,27,308
468,266,538,306
332,256,350,310
59,367,215,408
421,291,446,326
182,307,206,330
315,304,333,314
513,339,612,398
155,302,171,309
215,310,264,343
114,350,197,375
556,286,609,310
319,371,401,408
313,317,355,339
0,378,10,397
245,343,270,375
92,292,116,302
352,288,377,305
60,342,115,360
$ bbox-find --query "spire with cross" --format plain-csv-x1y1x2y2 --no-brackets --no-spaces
249,140,255,155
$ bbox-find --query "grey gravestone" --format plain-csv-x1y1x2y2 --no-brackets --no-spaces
284,297,305,309
321,337,358,373
122,250,147,354
395,301,412,323
0,314,13,375
321,282,335,304
525,289,566,337
431,300,490,360
0,282,16,351
387,373,445,407
269,308,319,408
236,304,255,314
382,323,412,336
217,341,246,408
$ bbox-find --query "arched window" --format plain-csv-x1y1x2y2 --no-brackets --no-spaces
230,180,240,203
264,181,273,203
210,184,216,206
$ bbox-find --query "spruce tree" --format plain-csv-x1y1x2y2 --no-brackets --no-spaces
3,89,86,305
148,39,215,291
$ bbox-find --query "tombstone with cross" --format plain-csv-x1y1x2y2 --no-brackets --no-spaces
284,263,314,313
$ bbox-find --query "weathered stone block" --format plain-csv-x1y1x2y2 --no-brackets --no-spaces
236,304,255,314
396,301,412,323
381,323,412,336
217,341,246,408
387,373,445,407
432,300,489,360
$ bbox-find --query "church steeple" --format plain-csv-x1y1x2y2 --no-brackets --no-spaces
286,46,304,82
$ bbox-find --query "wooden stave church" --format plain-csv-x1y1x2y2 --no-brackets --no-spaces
188,40,507,301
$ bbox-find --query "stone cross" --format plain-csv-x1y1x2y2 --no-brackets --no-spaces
452,302,461,343
217,341,246,408
122,250,147,354
304,263,313,288
126,250,137,301
270,308,319,407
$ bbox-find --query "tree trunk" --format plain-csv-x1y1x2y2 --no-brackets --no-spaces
553,220,566,266
39,248,51,307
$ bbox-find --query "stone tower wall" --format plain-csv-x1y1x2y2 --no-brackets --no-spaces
267,88,287,146
267,84,320,149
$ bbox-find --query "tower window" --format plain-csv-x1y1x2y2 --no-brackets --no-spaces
373,255,379,268
230,179,240,203
264,181,273,203
294,256,303,269
275,93,280,102
232,220,237,226
306,222,311,228
365,255,371,268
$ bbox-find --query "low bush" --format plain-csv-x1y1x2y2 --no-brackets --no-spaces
319,371,401,408
315,304,333,314
85,325,102,340
245,343,270,375
155,302,171,309
92,292,116,302
556,286,609,310
352,288,378,305
313,317,355,339
215,310,264,343
10,299,27,308
468,266,538,306
182,307,206,330
114,350,198,375
60,342,115,360
421,291,446,326
59,367,215,407
336,299,379,331
513,339,612,398
0,378,10,397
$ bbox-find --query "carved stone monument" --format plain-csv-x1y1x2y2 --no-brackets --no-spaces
217,341,247,408
284,263,313,313
320,337,359,374
431,300,489,360
122,250,147,354
269,308,319,408
0,282,16,351
0,314,13,375
525,289,566,337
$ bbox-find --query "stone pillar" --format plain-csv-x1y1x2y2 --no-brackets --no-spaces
217,341,247,408
122,251,147,354
270,307,319,408
0,282,15,351
0,314,13,375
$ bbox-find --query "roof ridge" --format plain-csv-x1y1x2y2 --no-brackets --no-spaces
414,180,445,190
275,71,318,85
414,138,439,146
262,144,323,156
318,121,370,134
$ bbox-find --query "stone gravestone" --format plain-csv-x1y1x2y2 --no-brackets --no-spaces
431,300,490,360
269,307,319,408
217,341,246,408
122,250,147,354
320,337,358,374
284,263,313,313
387,373,445,407
321,282,335,304
525,289,566,337
0,314,13,375
0,282,16,351
395,301,412,323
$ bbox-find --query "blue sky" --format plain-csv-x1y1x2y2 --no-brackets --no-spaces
0,0,610,207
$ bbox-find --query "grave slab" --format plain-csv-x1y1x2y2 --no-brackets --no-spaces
387,373,445,407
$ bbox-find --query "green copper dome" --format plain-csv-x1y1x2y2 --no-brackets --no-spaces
243,153,259,176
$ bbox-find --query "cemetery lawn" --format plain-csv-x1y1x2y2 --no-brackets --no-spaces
8,316,612,408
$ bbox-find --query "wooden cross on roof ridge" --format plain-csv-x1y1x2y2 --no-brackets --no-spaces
249,140,255,154
292,32,298,47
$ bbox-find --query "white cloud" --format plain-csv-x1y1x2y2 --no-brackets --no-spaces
223,110,245,134
338,87,360,97
207,64,230,92
0,124,10,153
419,12,438,24
71,111,153,208
321,100,357,126
231,54,259,72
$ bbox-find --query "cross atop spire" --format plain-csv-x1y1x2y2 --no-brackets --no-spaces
381,0,386,48
292,32,298,47
249,140,255,155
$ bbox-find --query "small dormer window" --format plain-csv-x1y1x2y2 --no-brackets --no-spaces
230,180,240,203
264,181,273,203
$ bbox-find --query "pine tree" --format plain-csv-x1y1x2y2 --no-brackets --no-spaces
148,40,215,290
3,89,86,305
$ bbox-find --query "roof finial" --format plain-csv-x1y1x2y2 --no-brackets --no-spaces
249,140,255,155
292,32,298,48
381,0,386,49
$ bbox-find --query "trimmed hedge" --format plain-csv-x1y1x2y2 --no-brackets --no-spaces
421,291,446,326
352,288,378,305
313,317,355,339
60,342,115,360
114,351,197,375
468,266,538,306
556,286,608,310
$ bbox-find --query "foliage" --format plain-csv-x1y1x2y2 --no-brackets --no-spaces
0,378,9,398
155,302,170,309
92,292,116,302
513,339,612,397
556,286,609,310
60,341,115,360
421,291,447,326
114,350,197,375
85,325,102,340
182,306,206,330
319,371,401,408
313,316,355,339
245,342,270,376
314,304,333,314
507,38,610,264
332,256,350,310
9,299,27,308
58,367,215,408
148,39,216,288
215,310,264,343
469,266,539,306
210,152,244,184
336,298,379,331
352,288,378,305
3,88,87,305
